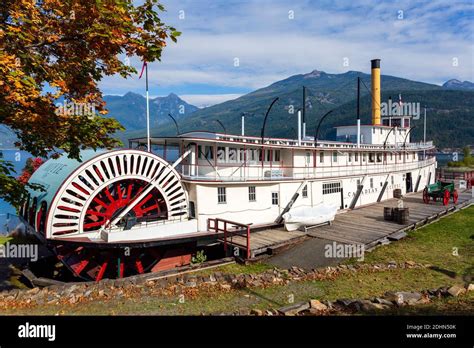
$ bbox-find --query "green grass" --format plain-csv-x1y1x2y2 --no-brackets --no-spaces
194,261,274,276
352,205,474,280
2,206,473,315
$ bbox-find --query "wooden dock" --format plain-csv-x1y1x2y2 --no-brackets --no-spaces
218,190,472,260
306,190,473,250
220,227,307,258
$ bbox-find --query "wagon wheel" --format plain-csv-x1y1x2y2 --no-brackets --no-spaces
442,189,450,206
452,189,459,204
422,187,430,204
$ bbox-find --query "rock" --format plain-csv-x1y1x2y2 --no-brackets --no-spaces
447,285,466,297
357,300,388,312
322,300,333,309
68,295,77,304
64,285,78,296
310,299,328,311
383,292,404,306
220,284,231,291
27,287,40,295
278,302,310,316
265,310,274,316
337,298,355,307
416,296,431,304
373,298,393,306
405,260,416,266
185,281,197,288
466,284,474,292
384,291,421,306
250,309,263,316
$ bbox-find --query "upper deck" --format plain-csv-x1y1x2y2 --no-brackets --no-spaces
129,131,436,183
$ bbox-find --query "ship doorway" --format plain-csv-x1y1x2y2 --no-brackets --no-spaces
406,172,413,193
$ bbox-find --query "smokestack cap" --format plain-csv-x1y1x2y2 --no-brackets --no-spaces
371,59,381,69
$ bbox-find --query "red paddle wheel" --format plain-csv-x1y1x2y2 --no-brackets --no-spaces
83,179,167,232
25,149,192,281
54,178,169,281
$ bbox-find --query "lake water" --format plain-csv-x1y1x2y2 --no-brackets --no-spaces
0,150,31,233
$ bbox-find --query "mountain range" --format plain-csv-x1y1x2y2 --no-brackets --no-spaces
442,79,474,91
119,74,474,149
103,92,199,130
0,74,472,150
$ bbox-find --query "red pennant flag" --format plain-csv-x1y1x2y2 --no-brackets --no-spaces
139,61,147,79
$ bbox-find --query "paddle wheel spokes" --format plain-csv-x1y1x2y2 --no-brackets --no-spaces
53,244,164,281
83,179,168,232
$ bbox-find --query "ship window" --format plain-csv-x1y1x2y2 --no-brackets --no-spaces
198,145,203,159
399,153,402,160
239,148,245,162
380,128,383,134
391,176,394,185
413,152,416,159
369,153,375,163
370,178,374,188
323,182,342,195
217,147,226,163
265,149,272,162
390,153,393,160
373,128,376,134
319,151,324,163
302,185,308,198
272,192,279,205
217,187,226,204
274,150,280,162
249,186,256,202
355,152,358,162
306,152,311,164
377,153,382,162
228,148,237,163
205,146,214,160
332,152,338,163
357,179,361,187
189,201,196,218
363,153,366,162
348,152,352,162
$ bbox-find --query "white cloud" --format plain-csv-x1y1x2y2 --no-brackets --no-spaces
99,0,474,96
179,94,244,107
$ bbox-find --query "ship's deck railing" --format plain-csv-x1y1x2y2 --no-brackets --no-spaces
131,132,434,151
207,217,251,259
181,157,436,182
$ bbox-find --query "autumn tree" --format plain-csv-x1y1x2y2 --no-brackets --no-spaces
0,0,180,205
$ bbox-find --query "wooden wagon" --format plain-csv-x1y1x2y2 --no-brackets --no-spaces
422,181,458,206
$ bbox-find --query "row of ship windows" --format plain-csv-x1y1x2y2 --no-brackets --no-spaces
198,145,415,164
217,184,315,205
317,151,415,164
217,174,415,203
198,146,281,163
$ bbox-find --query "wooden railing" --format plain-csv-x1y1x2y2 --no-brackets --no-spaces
207,218,251,259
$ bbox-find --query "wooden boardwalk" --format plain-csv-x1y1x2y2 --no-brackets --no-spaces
221,228,307,258
306,190,473,249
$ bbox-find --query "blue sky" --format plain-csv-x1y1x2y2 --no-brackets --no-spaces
99,0,474,107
